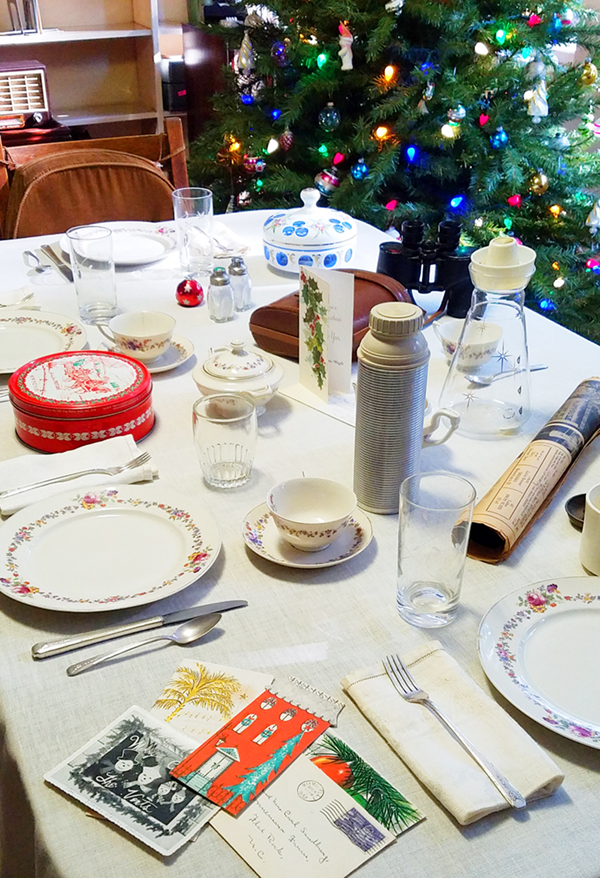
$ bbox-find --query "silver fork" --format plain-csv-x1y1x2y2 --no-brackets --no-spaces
0,452,152,500
383,654,526,810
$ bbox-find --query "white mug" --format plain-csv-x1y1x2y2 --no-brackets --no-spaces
580,484,600,575
98,311,175,363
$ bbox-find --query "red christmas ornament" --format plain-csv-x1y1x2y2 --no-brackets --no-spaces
507,194,522,207
310,755,353,787
528,13,542,26
479,113,490,126
279,128,294,151
176,278,204,307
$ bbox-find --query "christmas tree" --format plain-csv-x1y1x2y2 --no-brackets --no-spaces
188,0,600,341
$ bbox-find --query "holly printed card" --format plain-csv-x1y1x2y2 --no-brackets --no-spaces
171,688,329,815
298,267,354,402
44,706,217,856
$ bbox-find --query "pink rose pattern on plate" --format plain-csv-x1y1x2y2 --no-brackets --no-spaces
0,490,213,605
495,583,600,743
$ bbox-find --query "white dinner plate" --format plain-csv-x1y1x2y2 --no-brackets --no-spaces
0,485,221,612
242,502,373,568
60,222,176,267
478,577,600,748
0,310,87,375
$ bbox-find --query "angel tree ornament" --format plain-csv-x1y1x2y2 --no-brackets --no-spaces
338,22,353,71
586,200,600,234
527,79,549,122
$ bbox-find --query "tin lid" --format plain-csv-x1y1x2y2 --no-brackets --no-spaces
203,340,274,380
229,257,248,276
8,350,152,419
369,302,424,336
210,267,230,286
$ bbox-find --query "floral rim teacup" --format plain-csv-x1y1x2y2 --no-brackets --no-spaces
434,317,502,371
98,311,175,363
267,477,357,552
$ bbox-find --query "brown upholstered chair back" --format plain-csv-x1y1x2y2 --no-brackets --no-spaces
4,148,176,238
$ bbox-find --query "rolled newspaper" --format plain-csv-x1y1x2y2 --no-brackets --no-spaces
467,378,600,562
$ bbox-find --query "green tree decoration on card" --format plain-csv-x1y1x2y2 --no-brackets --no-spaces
224,732,304,806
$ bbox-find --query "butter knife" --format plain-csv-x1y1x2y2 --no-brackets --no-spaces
31,599,247,659
40,244,74,282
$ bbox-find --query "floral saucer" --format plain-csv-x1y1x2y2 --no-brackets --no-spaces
242,502,373,568
103,335,194,373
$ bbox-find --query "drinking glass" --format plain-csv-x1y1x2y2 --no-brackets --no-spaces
66,226,118,324
193,394,257,488
173,187,214,278
397,471,476,628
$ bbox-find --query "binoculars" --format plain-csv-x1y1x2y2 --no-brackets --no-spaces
377,220,474,318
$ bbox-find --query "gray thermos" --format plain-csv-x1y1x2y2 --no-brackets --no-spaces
353,302,429,513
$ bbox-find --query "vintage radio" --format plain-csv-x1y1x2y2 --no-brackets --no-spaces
0,60,51,130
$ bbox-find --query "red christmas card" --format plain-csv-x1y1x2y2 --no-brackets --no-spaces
171,689,329,815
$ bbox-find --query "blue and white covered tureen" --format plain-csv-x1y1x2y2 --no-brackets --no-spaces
262,188,357,274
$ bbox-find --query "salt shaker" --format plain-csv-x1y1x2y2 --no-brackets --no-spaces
229,256,253,311
208,267,234,322
353,302,429,514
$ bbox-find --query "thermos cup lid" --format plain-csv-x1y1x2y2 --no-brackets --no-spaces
369,301,424,337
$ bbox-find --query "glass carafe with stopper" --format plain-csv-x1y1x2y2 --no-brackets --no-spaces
438,235,536,438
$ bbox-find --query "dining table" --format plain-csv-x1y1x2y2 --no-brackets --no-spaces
1,210,600,878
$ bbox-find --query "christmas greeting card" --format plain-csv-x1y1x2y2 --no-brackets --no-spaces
151,661,274,742
44,706,217,856
171,688,329,815
297,267,354,402
211,754,396,878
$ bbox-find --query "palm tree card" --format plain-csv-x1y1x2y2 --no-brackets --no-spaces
151,661,274,742
211,753,396,878
171,689,330,815
44,706,218,856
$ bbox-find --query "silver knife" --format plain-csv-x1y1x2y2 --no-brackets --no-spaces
31,599,248,659
40,243,74,282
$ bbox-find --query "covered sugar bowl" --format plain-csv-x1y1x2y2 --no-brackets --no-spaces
262,188,357,274
192,340,284,414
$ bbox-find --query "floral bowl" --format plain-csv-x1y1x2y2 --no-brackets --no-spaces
262,188,357,274
266,477,357,551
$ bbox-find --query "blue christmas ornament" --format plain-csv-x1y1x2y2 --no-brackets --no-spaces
271,108,282,120
271,41,289,66
539,298,556,311
490,126,509,148
318,103,341,132
351,158,369,179
240,94,254,105
548,15,562,38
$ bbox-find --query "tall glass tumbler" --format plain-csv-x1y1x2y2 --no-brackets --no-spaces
173,187,214,279
193,393,257,488
66,225,118,324
397,472,476,628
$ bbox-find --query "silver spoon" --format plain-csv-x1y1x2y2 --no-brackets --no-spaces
466,364,547,386
66,613,221,676
23,250,50,274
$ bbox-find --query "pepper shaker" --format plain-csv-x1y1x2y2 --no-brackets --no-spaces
208,267,235,322
229,256,253,311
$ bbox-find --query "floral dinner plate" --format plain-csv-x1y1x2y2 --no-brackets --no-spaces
242,502,373,569
59,222,176,267
478,577,600,748
0,485,220,612
0,310,86,375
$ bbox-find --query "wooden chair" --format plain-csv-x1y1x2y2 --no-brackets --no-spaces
0,117,189,238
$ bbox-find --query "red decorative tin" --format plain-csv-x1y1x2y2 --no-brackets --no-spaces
8,350,154,452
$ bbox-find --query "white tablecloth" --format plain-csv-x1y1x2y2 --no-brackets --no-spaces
1,212,600,878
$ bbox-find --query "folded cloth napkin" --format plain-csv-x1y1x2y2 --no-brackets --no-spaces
212,221,250,257
0,285,40,310
341,641,564,825
0,435,157,516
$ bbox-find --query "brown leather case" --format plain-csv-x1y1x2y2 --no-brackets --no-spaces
249,269,413,360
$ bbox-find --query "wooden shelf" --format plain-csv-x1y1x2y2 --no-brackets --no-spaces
0,23,152,46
